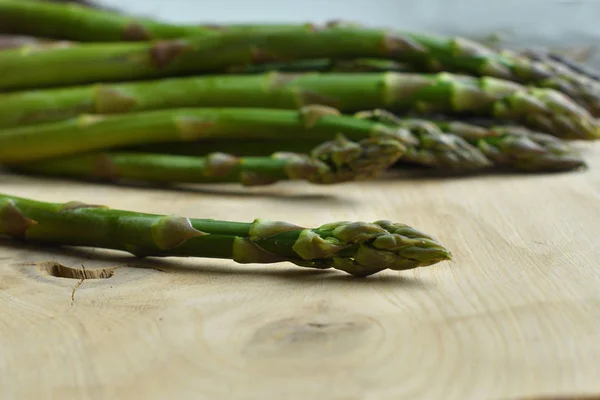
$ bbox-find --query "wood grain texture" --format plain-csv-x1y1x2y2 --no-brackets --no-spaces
1,143,600,400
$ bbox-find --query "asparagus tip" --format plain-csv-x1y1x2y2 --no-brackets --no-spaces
288,219,452,277
271,134,405,185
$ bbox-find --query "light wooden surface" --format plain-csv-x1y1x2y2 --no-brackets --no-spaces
1,143,600,400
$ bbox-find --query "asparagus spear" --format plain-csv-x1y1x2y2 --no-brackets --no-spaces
0,105,491,171
354,109,585,172
0,25,431,91
0,34,408,72
0,192,452,277
0,33,408,71
0,0,215,41
438,122,587,172
0,0,338,42
499,48,600,116
0,72,595,140
8,134,405,185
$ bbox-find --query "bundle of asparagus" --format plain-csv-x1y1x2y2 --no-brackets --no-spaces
0,71,595,140
2,0,600,116
0,0,598,276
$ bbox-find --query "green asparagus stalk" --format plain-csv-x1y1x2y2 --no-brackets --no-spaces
0,192,452,277
439,122,587,172
0,34,408,72
8,134,405,185
0,72,595,140
0,105,491,171
354,109,586,172
0,33,408,71
0,0,339,42
497,48,600,116
0,0,219,41
0,25,436,91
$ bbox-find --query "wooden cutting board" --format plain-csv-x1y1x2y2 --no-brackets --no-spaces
1,142,600,400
